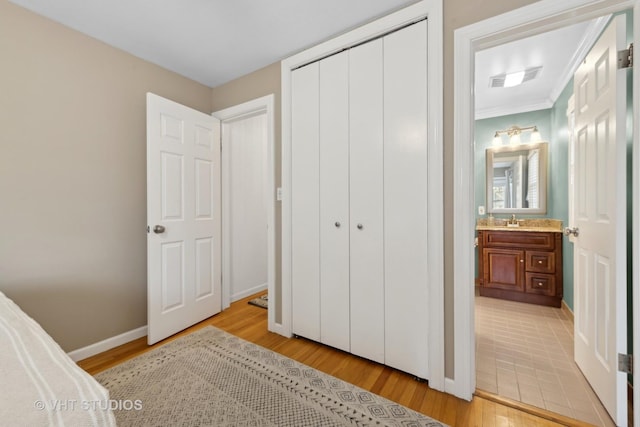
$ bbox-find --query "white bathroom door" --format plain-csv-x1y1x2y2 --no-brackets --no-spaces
572,16,627,424
147,93,222,345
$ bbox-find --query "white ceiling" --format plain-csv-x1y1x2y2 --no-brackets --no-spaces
10,0,418,88
475,17,608,119
10,0,609,118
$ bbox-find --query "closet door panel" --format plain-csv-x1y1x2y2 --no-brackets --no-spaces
349,39,385,364
319,52,350,351
291,63,321,341
383,20,429,378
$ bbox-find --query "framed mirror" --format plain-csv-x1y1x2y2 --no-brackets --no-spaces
486,142,548,214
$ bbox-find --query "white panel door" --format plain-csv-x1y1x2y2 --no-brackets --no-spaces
383,20,429,379
572,15,627,424
349,38,385,364
291,63,321,341
226,113,268,301
147,93,221,345
319,51,350,352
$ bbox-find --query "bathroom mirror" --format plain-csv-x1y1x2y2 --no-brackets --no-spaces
486,142,548,214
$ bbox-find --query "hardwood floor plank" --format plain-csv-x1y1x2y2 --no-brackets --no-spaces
77,292,573,426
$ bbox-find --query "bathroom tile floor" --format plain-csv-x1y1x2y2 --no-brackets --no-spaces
475,295,616,427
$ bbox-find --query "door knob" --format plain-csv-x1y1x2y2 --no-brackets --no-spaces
153,225,166,234
563,227,579,237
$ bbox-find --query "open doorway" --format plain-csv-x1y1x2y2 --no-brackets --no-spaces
472,17,617,426
213,95,276,329
452,1,639,427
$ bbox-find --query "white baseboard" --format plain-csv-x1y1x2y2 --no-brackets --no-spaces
231,282,267,303
67,325,148,362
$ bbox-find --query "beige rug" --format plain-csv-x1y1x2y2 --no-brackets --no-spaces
96,326,446,426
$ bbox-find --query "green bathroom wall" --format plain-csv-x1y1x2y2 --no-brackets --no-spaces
549,80,574,311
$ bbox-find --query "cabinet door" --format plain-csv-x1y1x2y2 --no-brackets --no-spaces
349,38,385,363
383,20,429,378
291,63,320,340
319,51,350,351
483,248,525,292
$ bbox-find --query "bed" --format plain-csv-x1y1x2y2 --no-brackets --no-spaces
0,290,116,426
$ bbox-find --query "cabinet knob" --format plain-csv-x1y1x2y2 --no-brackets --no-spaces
538,260,543,264
335,221,341,228
537,282,543,287
357,223,364,230
520,259,524,263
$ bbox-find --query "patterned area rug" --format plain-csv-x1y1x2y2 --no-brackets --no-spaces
248,294,268,309
96,326,445,426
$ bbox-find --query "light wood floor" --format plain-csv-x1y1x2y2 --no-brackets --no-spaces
78,292,594,427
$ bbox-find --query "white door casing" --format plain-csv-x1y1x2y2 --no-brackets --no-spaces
147,93,222,345
453,0,640,409
212,95,276,332
572,15,627,423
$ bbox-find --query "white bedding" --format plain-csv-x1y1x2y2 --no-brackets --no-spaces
0,291,116,426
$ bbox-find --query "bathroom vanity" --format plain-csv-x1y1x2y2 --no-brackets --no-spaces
476,219,563,308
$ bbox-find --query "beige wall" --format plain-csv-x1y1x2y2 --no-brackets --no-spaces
0,1,212,351
1,0,544,377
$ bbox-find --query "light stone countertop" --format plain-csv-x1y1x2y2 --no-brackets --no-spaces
476,218,563,233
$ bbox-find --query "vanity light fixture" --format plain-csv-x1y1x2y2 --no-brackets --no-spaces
492,125,540,145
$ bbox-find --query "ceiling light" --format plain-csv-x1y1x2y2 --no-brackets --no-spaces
503,71,525,87
489,66,543,88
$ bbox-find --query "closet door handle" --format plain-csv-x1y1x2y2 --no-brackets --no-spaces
357,224,364,230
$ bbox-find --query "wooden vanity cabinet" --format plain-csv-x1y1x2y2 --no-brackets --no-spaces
478,230,562,307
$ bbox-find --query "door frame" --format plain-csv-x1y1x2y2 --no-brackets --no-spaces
212,94,276,330
452,0,640,412
281,0,444,391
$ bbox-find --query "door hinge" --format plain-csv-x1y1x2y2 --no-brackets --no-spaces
618,43,633,69
618,353,633,374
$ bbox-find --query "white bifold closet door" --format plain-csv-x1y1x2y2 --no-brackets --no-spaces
349,38,385,364
290,19,429,379
382,20,429,379
319,51,350,352
291,63,320,341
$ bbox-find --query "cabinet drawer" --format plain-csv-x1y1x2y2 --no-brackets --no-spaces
525,273,556,296
482,231,555,250
526,251,555,273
